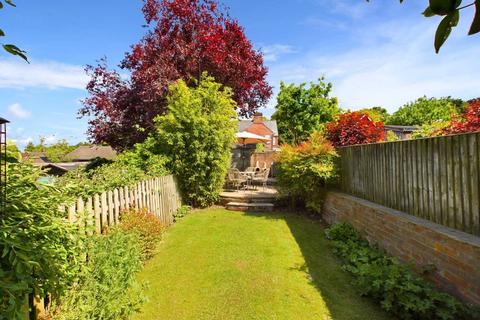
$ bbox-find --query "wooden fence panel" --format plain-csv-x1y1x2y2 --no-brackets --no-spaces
56,175,181,236
338,132,480,236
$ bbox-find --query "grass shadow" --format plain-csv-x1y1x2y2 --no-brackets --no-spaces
243,210,391,320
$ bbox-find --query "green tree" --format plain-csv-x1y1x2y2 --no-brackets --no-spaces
0,0,28,61
272,77,340,145
45,139,78,162
387,96,465,126
147,74,237,207
23,139,90,163
357,107,390,123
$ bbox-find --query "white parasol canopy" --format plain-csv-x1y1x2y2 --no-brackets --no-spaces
235,131,270,141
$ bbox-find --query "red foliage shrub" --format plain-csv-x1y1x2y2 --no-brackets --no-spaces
119,208,164,261
327,112,385,147
443,99,480,135
81,0,272,150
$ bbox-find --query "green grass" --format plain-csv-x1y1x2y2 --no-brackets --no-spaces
134,208,391,320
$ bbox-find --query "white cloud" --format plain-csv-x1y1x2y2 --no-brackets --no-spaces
44,134,58,145
266,18,480,113
260,44,297,62
0,59,88,90
11,136,33,146
8,103,31,119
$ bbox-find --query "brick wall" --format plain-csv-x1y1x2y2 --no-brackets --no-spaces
323,191,480,305
250,151,278,176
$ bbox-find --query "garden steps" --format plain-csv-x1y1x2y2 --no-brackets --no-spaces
219,187,277,206
225,201,274,212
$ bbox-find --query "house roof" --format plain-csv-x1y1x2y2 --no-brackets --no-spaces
22,152,50,164
238,120,278,136
384,125,419,133
65,145,117,161
42,162,86,172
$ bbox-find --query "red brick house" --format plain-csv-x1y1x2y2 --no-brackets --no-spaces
238,112,279,150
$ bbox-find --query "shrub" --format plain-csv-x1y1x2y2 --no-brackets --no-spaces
51,230,145,320
147,73,237,207
385,130,400,142
116,141,170,178
327,112,385,147
411,121,451,139
276,132,338,214
443,99,480,135
118,209,164,261
173,205,191,222
387,97,465,126
325,223,479,320
1,163,84,319
56,161,147,197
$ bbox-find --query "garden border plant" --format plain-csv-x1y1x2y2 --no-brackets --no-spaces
0,162,85,320
276,131,338,214
325,223,480,320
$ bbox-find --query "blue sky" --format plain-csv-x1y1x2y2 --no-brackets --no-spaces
1,0,479,149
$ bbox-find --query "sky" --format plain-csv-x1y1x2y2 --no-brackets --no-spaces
1,0,479,149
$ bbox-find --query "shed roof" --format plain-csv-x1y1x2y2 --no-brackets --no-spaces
65,145,117,161
384,125,419,133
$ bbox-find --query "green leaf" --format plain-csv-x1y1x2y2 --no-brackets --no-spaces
434,10,459,53
423,6,435,17
0,29,5,37
468,1,480,35
5,0,15,7
2,44,29,62
0,2,4,9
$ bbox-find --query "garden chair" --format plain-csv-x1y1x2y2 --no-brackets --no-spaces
252,168,270,191
227,168,248,191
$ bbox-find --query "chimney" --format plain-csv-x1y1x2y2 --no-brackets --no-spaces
253,112,263,124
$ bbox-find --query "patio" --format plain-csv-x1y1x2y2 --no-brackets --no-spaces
219,185,277,205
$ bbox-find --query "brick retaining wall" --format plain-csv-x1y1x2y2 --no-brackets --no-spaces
323,191,480,305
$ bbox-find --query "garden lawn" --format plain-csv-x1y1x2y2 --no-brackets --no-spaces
134,208,391,320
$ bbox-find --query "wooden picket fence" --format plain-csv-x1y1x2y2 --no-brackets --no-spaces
338,132,480,236
31,175,182,319
61,175,182,234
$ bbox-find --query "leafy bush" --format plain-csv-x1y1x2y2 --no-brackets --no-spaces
55,140,169,198
276,132,338,214
118,209,165,261
443,98,480,135
385,130,400,142
411,121,451,139
173,205,191,222
1,163,84,319
325,223,479,320
327,111,385,147
51,229,145,320
84,156,114,172
146,74,237,207
56,161,148,197
387,96,465,126
116,141,171,178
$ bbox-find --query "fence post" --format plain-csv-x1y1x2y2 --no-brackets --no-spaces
100,192,108,233
86,197,93,236
94,194,101,234
114,188,120,224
